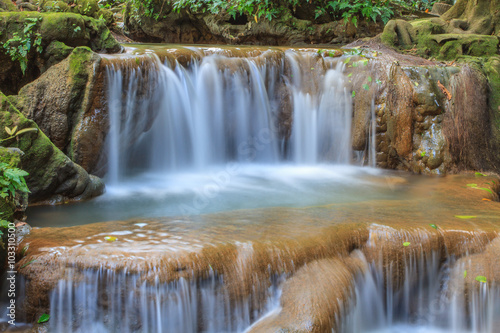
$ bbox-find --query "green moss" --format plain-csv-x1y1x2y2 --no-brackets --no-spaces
0,91,69,198
44,40,74,70
95,8,114,26
439,40,463,60
0,11,120,52
416,34,499,61
67,46,94,101
42,1,69,13
416,34,440,58
73,0,99,17
0,0,17,12
381,19,416,49
410,18,446,36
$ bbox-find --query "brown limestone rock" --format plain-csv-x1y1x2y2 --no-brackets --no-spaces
15,46,107,173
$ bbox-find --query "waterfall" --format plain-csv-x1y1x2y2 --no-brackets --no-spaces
104,47,354,184
47,268,283,333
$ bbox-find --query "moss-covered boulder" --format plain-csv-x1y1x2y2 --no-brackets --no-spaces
0,11,121,94
15,46,107,173
0,91,104,204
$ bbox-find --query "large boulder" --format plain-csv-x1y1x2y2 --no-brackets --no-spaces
0,11,121,94
0,91,104,204
15,46,107,173
345,40,500,174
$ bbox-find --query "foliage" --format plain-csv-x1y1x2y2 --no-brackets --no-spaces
38,314,50,324
0,162,29,200
98,0,126,9
0,126,38,144
393,0,442,11
315,0,393,27
0,218,9,237
130,0,396,25
1,17,43,75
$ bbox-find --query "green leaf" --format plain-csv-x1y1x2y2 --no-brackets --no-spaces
464,270,467,278
15,127,38,136
467,184,478,187
367,76,372,82
38,314,50,324
475,276,487,283
455,216,476,219
376,79,382,85
347,73,353,78
429,224,437,229
344,57,351,64
403,242,411,247
363,84,369,91
477,187,493,195
351,91,356,98
475,172,486,177
421,151,426,157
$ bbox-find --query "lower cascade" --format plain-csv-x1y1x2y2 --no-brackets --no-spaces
1,45,499,333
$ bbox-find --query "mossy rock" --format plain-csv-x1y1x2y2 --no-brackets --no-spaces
0,0,16,12
410,18,447,36
16,46,99,152
426,34,499,60
42,1,70,13
0,11,120,94
0,90,104,203
95,8,114,26
73,0,100,17
43,40,74,70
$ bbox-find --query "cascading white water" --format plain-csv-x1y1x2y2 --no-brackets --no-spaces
342,251,500,333
48,268,283,333
104,48,353,185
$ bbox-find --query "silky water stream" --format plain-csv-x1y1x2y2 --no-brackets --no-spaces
1,45,499,333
